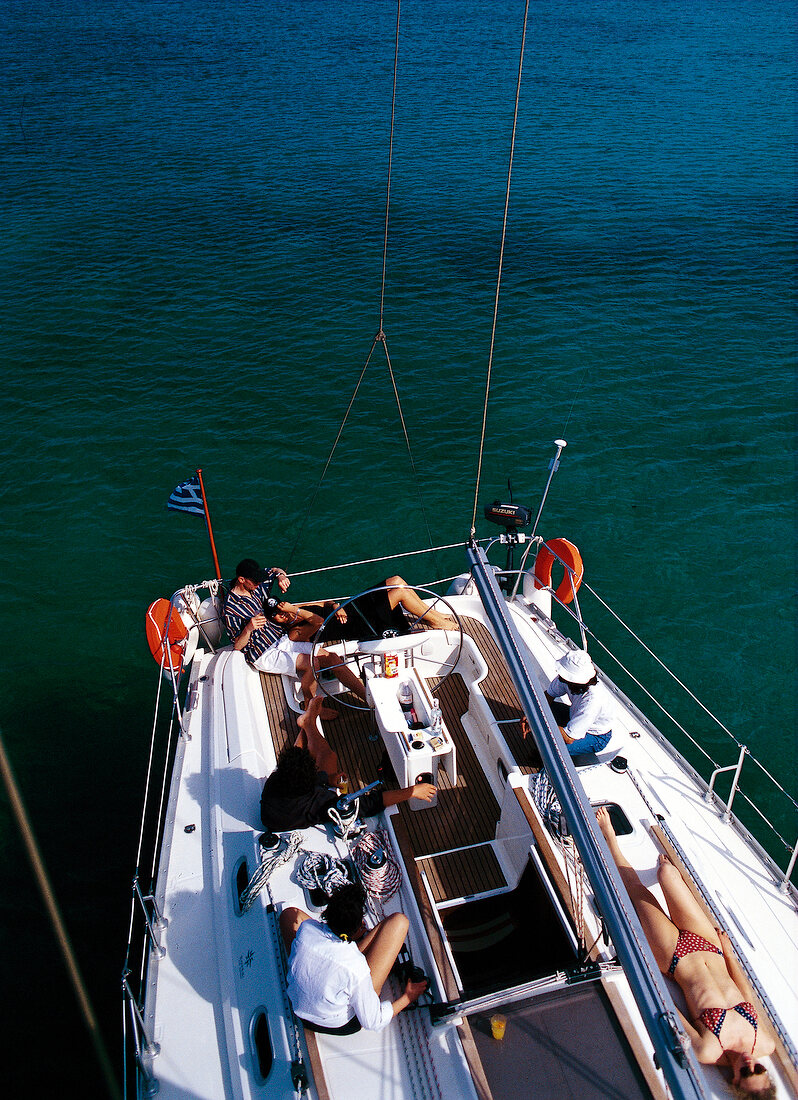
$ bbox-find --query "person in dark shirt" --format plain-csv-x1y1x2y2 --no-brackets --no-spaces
223,558,367,715
261,696,435,832
267,575,456,644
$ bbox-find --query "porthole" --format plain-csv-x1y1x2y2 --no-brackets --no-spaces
233,857,249,915
250,1008,273,1082
497,759,508,785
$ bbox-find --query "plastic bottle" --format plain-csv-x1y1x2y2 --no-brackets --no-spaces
398,681,418,727
430,699,442,734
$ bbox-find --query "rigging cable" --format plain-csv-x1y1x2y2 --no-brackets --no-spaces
469,0,531,538
287,0,440,579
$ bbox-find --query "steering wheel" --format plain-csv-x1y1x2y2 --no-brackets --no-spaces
309,584,464,712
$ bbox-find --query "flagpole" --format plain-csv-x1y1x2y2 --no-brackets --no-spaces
195,468,221,580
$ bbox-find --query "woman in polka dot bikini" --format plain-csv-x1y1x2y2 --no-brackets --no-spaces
596,807,776,1098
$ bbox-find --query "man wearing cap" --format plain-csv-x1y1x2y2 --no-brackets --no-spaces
223,558,368,713
544,649,614,757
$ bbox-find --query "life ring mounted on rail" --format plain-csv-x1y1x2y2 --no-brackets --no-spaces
146,598,190,678
533,538,584,605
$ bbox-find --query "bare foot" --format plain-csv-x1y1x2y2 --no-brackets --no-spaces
299,696,338,723
424,614,457,631
595,805,615,840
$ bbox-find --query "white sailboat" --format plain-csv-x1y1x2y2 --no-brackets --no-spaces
122,5,798,1099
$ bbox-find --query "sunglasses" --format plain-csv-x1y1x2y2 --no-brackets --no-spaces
740,1064,766,1079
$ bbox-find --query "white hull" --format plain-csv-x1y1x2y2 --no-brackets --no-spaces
128,568,798,1100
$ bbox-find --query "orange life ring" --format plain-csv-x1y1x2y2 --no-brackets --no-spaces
533,538,584,605
146,598,189,676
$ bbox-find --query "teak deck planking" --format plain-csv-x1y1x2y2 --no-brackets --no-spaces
258,618,531,904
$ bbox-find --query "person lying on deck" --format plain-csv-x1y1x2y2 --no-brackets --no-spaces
223,557,367,715
281,883,428,1035
265,574,456,644
260,695,435,832
596,806,777,1099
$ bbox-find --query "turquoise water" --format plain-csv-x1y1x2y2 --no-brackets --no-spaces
0,0,794,1090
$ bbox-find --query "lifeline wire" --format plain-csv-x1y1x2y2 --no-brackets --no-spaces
469,0,531,538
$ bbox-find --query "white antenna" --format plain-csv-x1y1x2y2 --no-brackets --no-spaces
531,439,567,537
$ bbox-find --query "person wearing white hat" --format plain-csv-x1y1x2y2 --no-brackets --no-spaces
544,649,614,757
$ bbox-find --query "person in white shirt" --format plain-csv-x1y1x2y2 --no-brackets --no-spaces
280,884,427,1034
544,649,614,756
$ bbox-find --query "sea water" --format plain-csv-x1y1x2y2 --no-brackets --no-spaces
0,0,794,1090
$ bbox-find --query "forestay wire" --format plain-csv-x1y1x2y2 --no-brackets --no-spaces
287,0,439,578
469,0,531,538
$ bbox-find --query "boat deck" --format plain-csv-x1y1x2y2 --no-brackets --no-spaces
258,616,541,905
259,667,505,903
459,616,536,773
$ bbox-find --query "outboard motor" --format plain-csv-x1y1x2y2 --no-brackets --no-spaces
484,499,532,588
483,500,532,531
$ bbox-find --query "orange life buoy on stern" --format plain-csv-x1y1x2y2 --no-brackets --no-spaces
533,538,584,605
146,598,189,676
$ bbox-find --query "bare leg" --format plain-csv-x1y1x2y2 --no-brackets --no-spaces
280,906,311,953
294,654,339,719
295,654,318,711
358,912,410,994
596,806,679,972
656,855,721,947
314,648,368,701
385,575,456,631
294,694,341,781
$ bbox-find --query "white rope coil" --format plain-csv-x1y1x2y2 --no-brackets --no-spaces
294,851,356,897
239,833,304,914
327,798,366,842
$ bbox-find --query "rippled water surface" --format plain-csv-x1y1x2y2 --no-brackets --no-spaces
0,0,794,1090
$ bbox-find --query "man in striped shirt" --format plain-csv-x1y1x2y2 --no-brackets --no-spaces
223,558,367,715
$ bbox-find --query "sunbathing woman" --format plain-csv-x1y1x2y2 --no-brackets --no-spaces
596,807,776,1098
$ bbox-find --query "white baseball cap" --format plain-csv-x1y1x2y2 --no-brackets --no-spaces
557,649,596,685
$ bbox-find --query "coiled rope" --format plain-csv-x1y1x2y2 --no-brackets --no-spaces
239,832,305,913
294,850,357,897
352,829,402,903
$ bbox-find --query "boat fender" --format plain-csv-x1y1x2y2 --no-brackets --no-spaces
533,538,584,605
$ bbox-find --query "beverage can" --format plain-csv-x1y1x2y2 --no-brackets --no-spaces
384,653,398,677
338,774,349,795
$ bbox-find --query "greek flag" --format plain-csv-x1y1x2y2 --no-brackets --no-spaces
167,474,205,516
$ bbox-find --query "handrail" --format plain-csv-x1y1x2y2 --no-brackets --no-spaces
123,976,159,1096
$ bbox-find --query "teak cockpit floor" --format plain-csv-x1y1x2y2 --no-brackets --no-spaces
259,669,501,878
461,615,538,774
